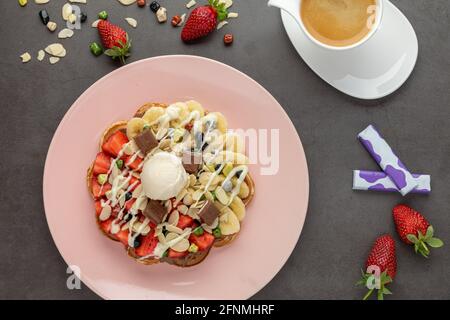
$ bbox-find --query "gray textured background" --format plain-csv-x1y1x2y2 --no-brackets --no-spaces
0,0,449,300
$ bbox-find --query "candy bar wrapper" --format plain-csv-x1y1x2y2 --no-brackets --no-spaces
353,170,431,194
358,125,419,196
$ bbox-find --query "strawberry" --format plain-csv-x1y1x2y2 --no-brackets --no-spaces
189,232,215,251
97,20,131,64
125,198,136,212
95,200,102,216
168,249,188,259
129,176,141,191
357,235,396,300
102,131,129,157
393,204,444,258
181,0,228,42
91,176,112,199
135,231,158,257
177,214,194,229
125,155,142,171
99,218,113,234
93,152,111,175
116,229,130,246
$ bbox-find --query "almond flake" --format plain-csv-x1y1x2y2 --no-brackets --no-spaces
125,17,137,28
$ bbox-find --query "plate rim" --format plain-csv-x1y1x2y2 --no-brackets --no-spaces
42,55,310,300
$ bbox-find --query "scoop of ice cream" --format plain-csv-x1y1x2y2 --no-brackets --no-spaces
141,152,187,200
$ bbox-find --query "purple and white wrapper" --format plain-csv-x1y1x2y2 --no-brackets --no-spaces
358,125,419,196
353,170,431,194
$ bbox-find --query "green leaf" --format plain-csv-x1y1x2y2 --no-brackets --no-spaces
426,237,444,248
407,234,419,243
418,230,424,240
383,287,392,295
356,279,366,286
425,225,434,239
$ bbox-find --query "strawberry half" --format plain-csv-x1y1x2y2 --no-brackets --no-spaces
168,249,188,259
116,229,130,246
97,20,131,64
393,204,444,258
93,152,111,175
125,155,142,171
177,214,194,229
102,131,129,157
91,176,112,199
189,232,215,251
181,0,228,42
135,231,158,257
357,234,396,300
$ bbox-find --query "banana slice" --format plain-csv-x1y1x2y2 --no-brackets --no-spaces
186,100,205,117
170,102,190,126
219,210,240,235
229,196,245,221
209,112,227,133
142,107,165,124
126,117,147,139
225,133,245,154
238,181,250,199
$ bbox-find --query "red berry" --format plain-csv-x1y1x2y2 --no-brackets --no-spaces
223,33,233,45
97,20,131,64
181,1,228,42
102,131,129,157
393,204,429,244
393,204,443,257
365,234,397,280
137,0,146,7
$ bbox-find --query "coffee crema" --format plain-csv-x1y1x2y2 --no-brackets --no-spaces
301,0,377,47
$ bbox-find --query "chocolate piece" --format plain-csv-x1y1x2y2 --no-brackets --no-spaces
182,150,202,174
198,201,220,226
134,129,158,155
143,199,167,225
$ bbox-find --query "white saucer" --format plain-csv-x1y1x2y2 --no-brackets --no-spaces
281,0,418,99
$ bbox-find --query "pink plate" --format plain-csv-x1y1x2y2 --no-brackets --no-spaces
43,55,309,300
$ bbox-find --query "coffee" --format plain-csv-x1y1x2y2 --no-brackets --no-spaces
301,0,377,47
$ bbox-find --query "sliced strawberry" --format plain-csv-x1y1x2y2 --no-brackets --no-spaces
102,131,129,157
95,200,102,216
91,176,112,199
135,231,158,257
129,176,140,191
93,152,111,175
125,155,143,171
116,229,130,246
99,218,112,234
177,214,194,229
125,198,136,212
168,249,188,258
189,232,215,251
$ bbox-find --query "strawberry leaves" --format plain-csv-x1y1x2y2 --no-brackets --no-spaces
407,225,444,258
208,0,228,21
357,270,393,301
104,34,131,65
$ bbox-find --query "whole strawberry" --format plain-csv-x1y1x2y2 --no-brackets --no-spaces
97,20,131,64
357,234,396,300
181,0,228,42
393,204,443,258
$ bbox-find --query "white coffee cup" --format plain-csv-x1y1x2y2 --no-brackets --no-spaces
268,0,384,51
